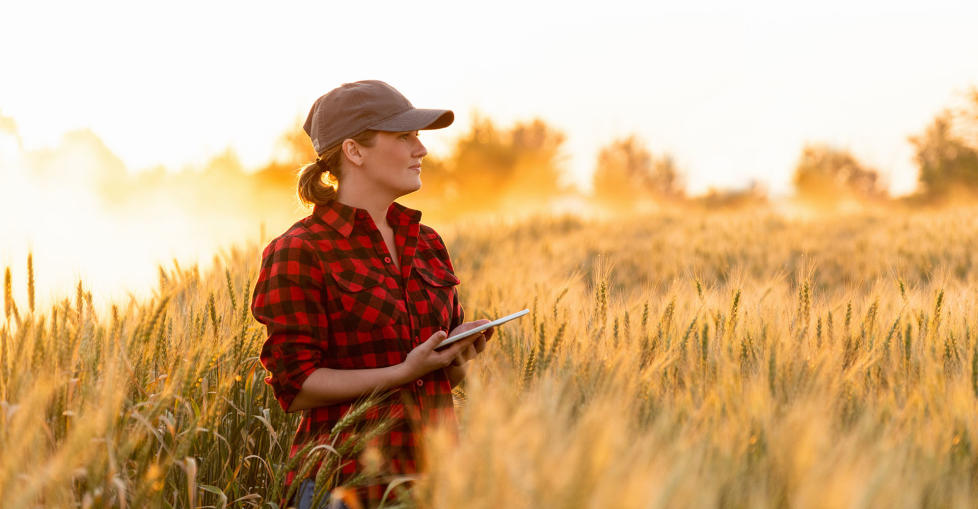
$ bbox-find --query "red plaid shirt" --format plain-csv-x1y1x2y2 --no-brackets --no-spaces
250,199,464,508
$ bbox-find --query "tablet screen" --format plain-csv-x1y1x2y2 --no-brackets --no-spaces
434,309,530,350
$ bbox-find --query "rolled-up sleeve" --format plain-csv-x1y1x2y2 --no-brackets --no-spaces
250,235,328,413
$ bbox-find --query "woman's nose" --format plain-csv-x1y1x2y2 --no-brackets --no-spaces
414,139,428,158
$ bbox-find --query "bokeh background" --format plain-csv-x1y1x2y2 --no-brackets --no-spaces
6,3,978,508
2,0,978,312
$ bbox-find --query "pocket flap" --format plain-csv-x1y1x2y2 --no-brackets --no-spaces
415,265,460,287
329,262,385,292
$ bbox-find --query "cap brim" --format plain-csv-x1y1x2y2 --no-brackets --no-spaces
368,108,454,131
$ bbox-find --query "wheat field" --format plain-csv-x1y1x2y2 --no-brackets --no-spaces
2,205,978,508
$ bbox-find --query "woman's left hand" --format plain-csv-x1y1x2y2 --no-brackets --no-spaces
447,320,494,367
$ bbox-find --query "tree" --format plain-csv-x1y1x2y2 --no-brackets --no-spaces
441,112,517,208
909,110,978,199
249,111,571,218
792,143,887,205
592,135,683,207
420,112,568,215
503,118,568,200
950,86,978,148
696,180,767,209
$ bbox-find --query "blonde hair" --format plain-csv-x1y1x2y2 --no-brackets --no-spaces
297,130,379,206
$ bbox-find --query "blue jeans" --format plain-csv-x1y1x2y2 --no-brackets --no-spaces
295,478,350,509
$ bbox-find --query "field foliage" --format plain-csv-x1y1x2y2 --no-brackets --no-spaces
3,206,978,508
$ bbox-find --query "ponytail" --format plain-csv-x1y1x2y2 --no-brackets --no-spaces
296,129,379,207
297,157,338,206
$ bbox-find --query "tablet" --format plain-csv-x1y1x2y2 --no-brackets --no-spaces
434,309,530,350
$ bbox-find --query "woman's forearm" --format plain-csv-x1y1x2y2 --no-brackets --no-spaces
288,364,413,412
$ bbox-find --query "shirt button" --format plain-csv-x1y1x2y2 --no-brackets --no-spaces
384,256,392,263
416,379,424,387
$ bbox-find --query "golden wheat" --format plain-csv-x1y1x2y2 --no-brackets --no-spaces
2,206,978,508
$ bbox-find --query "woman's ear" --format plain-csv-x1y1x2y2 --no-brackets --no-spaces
341,139,364,166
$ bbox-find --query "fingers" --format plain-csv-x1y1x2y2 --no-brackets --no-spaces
451,342,478,367
463,340,479,360
463,319,490,333
424,330,448,350
450,319,490,337
449,331,489,366
450,351,465,367
439,333,479,365
422,324,492,370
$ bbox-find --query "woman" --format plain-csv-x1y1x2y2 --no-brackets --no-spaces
251,80,493,509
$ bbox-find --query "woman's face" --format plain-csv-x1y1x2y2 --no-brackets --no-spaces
357,130,427,198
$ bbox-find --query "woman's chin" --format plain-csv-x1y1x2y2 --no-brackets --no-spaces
395,179,423,197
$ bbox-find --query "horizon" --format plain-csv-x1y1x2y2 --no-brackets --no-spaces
3,1,978,196
3,0,978,313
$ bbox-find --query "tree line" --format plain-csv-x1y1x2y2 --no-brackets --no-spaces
256,86,978,214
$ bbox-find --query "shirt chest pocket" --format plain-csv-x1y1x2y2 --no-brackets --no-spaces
327,261,399,332
413,263,460,330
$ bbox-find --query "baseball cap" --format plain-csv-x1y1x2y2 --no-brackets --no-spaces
303,80,454,156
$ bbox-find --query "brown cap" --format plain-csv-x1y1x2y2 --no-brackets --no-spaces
303,80,454,156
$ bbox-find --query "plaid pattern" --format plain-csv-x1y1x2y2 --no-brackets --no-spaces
250,199,464,508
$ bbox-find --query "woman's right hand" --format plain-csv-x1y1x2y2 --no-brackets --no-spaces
402,330,480,382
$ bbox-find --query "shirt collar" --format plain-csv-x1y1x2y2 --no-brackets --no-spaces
312,199,422,238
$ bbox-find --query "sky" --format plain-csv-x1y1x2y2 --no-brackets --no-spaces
2,0,978,196
2,0,978,312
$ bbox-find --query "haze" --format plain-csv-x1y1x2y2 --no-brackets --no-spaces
2,0,978,311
